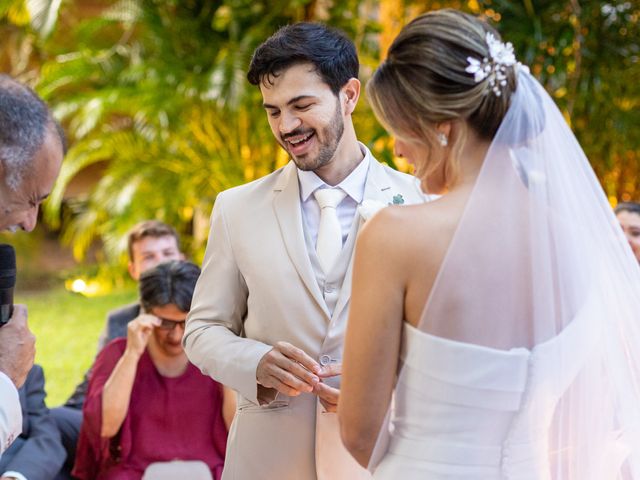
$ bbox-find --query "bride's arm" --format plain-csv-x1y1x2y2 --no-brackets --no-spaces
339,207,408,468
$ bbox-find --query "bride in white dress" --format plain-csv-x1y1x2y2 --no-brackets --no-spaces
339,9,640,479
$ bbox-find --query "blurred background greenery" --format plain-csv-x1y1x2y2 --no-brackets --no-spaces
16,288,136,404
0,0,638,404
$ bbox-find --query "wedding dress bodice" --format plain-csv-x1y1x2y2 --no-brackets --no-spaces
374,308,601,480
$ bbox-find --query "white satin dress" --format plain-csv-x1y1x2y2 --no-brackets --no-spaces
373,309,601,480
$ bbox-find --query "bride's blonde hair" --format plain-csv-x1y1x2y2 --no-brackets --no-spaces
367,9,517,189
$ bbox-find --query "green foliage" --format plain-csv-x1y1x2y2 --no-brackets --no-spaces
0,0,30,26
34,0,383,268
1,0,638,273
17,287,137,406
484,0,640,200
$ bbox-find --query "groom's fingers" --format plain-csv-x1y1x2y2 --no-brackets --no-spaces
275,341,322,388
259,367,307,397
257,343,320,396
273,369,313,396
277,342,321,375
277,359,319,390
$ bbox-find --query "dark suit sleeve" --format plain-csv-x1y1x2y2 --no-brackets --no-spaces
2,365,66,479
63,371,90,410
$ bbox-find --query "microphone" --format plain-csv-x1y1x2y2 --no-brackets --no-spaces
0,244,16,326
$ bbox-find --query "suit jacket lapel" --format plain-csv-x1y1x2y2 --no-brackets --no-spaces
332,160,394,321
273,162,331,319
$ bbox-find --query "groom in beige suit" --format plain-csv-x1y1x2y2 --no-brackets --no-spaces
184,23,427,479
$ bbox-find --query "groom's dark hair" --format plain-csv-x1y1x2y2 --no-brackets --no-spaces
247,23,359,95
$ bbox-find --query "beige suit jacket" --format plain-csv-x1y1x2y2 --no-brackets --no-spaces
184,156,427,480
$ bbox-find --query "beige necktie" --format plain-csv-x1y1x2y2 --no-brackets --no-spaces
314,188,347,273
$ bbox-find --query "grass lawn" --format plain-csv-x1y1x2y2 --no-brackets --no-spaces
16,287,137,407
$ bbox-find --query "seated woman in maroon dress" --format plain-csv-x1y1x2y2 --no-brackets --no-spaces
73,261,235,480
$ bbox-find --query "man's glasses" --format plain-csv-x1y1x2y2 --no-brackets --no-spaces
157,318,186,331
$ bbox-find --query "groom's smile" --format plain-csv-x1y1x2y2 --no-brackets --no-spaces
282,128,316,156
261,62,346,174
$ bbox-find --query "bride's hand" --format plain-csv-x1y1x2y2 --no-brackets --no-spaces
318,363,341,378
315,363,342,412
313,382,340,413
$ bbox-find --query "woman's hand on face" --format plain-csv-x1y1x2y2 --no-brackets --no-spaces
125,314,161,357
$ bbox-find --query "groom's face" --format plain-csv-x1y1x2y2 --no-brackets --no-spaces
260,63,345,172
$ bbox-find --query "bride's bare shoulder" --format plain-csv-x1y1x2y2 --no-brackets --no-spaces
357,197,460,261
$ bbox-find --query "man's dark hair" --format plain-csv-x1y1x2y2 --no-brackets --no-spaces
0,75,66,189
139,261,201,313
247,23,359,95
615,202,640,217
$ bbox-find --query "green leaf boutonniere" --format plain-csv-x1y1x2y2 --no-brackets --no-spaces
391,194,405,205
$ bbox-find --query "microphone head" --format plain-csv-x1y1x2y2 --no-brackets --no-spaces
0,244,16,289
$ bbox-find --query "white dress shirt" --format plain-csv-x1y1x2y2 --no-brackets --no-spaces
0,371,22,456
297,143,371,248
3,469,27,480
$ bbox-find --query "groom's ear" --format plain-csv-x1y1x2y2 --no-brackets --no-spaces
340,78,361,116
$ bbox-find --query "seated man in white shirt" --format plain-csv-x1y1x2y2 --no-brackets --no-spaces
0,365,66,480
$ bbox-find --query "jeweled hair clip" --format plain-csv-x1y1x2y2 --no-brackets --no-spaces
466,32,521,97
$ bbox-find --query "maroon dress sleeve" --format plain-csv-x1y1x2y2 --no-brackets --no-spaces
72,339,128,479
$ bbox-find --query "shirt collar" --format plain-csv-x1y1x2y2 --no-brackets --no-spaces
297,142,372,203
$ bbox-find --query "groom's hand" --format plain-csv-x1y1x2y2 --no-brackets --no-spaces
314,363,342,413
256,342,321,397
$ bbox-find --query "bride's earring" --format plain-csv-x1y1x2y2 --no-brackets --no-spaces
437,132,448,147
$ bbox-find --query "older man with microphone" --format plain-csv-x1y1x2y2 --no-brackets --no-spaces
0,74,65,454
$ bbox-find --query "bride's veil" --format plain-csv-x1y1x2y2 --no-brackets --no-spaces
369,67,640,477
